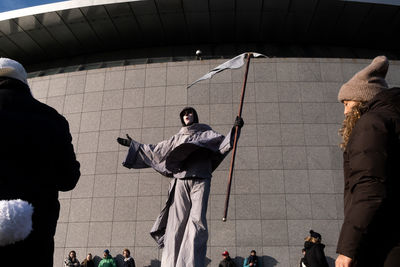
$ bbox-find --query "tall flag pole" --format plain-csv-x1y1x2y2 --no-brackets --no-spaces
187,52,267,221
222,52,251,222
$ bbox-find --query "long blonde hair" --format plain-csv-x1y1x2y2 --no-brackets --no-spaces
339,102,365,150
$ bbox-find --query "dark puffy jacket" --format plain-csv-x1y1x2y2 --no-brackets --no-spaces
0,78,80,266
303,241,329,267
219,256,236,267
123,257,136,267
337,88,400,265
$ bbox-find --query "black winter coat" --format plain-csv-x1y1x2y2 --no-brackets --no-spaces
337,88,400,266
123,257,136,267
219,256,236,267
81,260,95,267
0,78,80,266
303,241,329,267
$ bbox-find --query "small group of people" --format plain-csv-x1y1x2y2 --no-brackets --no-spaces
219,250,260,267
64,251,92,267
64,249,135,267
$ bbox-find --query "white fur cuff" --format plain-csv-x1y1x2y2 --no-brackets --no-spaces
0,199,33,246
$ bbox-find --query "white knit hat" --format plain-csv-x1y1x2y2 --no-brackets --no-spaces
0,58,28,85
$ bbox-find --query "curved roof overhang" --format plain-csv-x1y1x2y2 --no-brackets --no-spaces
1,0,400,71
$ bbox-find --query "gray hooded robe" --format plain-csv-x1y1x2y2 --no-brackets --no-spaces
122,123,236,267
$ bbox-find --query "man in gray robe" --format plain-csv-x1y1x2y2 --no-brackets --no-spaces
117,107,243,267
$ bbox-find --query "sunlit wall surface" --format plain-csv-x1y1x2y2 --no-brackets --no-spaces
27,58,400,267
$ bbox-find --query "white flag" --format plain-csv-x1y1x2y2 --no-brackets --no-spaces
187,52,267,88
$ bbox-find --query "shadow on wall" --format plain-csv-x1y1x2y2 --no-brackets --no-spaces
115,255,161,267
262,255,279,266
143,259,161,267
93,255,102,266
232,255,279,267
115,254,124,266
142,257,210,267
234,256,245,266
88,254,281,267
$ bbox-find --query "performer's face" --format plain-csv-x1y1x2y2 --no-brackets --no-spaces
183,111,194,125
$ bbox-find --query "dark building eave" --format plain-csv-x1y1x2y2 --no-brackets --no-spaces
1,0,400,72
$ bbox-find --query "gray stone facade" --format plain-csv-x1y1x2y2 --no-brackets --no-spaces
27,57,400,267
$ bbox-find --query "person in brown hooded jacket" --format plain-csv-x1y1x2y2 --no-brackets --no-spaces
336,56,400,267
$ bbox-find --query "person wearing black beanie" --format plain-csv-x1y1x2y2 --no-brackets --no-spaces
302,230,329,267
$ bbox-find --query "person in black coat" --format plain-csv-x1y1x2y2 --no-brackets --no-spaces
219,251,236,267
336,56,400,267
0,58,80,267
299,248,306,267
303,230,329,267
122,249,136,267
81,253,95,267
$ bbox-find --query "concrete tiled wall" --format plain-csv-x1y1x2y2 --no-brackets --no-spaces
27,58,400,267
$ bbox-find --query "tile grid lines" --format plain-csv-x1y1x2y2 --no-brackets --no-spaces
275,60,293,252
159,63,169,262
65,192,339,199
56,97,342,116
54,75,67,113
253,68,263,248
111,68,127,251
206,61,215,250
297,65,313,254
46,75,69,253
57,104,342,124
134,64,148,259
203,62,214,253
47,58,377,266
85,70,106,251
205,62,211,130
237,63,257,248
72,127,343,143
59,73,78,253
58,105,344,114
58,105,342,119
230,67,238,249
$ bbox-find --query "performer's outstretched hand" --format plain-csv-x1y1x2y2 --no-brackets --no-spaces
234,116,244,129
117,134,132,147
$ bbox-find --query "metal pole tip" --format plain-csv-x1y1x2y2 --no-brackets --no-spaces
222,217,227,222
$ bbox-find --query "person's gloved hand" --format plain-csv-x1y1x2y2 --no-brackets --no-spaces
234,116,244,129
117,134,132,147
